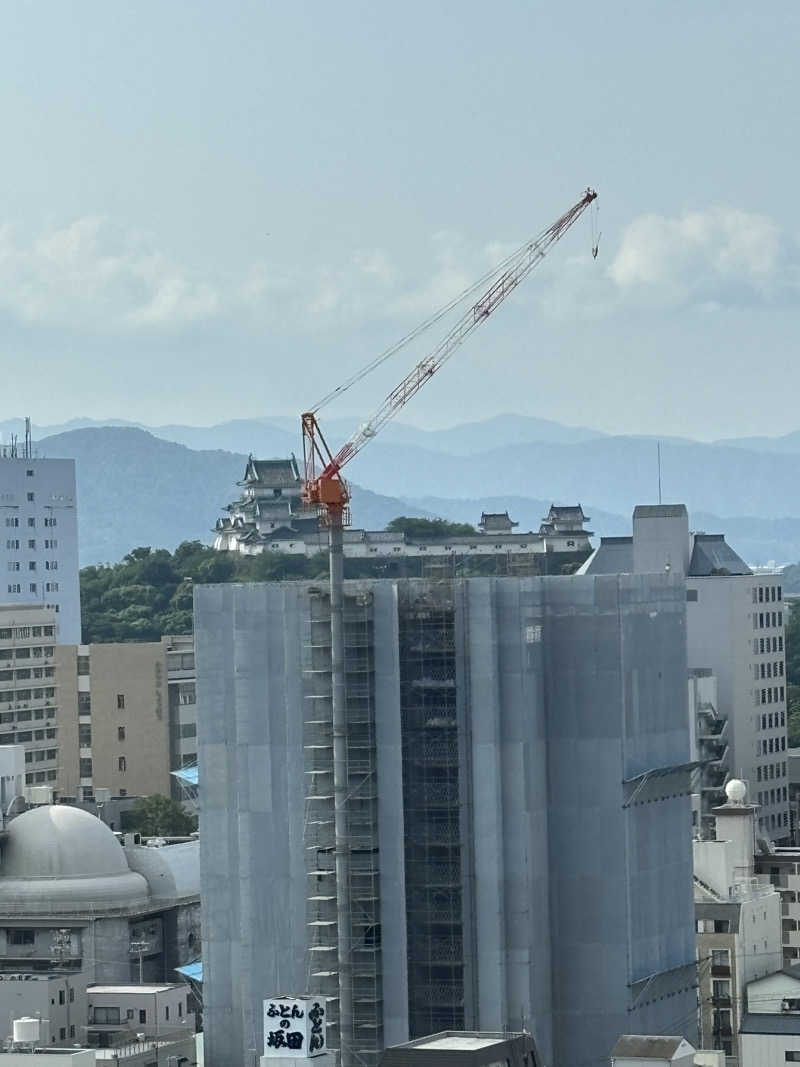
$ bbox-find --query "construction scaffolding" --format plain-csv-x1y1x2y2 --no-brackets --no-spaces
304,588,383,1067
398,587,465,1037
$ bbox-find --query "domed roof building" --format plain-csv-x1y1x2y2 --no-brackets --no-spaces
0,806,199,985
0,806,150,913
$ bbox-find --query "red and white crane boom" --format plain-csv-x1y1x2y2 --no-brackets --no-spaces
302,187,597,524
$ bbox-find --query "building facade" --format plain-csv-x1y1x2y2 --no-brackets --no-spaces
57,638,196,804
0,451,80,645
0,806,200,990
196,573,698,1067
0,606,74,801
580,504,790,839
694,786,783,1063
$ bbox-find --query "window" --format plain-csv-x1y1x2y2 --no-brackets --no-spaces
6,584,20,594
58,989,65,1005
4,518,18,528
118,756,126,772
78,693,91,714
26,493,33,502
93,1007,120,1025
126,1009,134,1020
759,587,764,602
117,694,125,710
785,1053,800,1062
25,470,32,477
117,726,125,741
7,562,19,572
79,758,92,778
26,518,34,528
139,1010,147,1024
178,1001,183,1017
29,583,36,594
59,1029,65,1041
8,929,35,945
69,987,74,1003
165,1005,170,1021
69,1026,75,1039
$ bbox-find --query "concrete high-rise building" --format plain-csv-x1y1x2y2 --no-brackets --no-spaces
0,451,80,644
58,637,196,803
195,573,698,1067
580,505,790,839
0,605,74,800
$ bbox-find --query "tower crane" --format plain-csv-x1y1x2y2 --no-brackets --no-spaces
299,187,597,1067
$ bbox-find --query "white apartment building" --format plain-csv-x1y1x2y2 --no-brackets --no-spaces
580,504,790,839
0,452,80,644
694,782,783,1064
0,606,70,798
739,967,800,1066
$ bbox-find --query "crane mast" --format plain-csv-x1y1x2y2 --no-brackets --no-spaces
300,187,597,1067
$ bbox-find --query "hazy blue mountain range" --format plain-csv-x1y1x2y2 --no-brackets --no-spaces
3,412,604,458
25,424,800,567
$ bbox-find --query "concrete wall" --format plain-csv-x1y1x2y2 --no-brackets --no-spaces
0,973,88,1045
542,572,696,1067
85,643,170,799
740,1031,800,1066
196,583,308,1067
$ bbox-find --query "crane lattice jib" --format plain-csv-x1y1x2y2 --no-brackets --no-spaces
324,188,596,481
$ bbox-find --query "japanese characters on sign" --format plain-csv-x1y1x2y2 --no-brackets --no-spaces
263,996,327,1059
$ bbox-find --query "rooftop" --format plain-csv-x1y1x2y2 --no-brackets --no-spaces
610,1034,691,1058
88,984,185,995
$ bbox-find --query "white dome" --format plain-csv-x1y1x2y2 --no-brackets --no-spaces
0,806,150,914
3,805,129,878
725,779,747,804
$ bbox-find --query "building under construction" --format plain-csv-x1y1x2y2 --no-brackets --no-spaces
196,571,698,1067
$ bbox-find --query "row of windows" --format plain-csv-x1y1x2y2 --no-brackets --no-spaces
93,1002,183,1025
754,611,783,630
757,761,786,781
755,585,783,603
756,686,785,706
0,720,56,735
0,667,55,681
6,540,57,552
756,661,785,680
24,749,58,763
24,770,56,784
5,581,59,594
758,786,788,806
0,626,53,640
760,811,789,831
4,517,58,528
758,735,787,755
0,725,55,744
0,648,55,661
759,711,786,730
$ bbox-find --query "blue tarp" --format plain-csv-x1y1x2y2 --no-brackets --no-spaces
176,960,203,982
172,766,199,786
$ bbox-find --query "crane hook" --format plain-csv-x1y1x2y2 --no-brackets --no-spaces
592,231,601,260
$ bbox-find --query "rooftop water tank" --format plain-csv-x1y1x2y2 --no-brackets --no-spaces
13,1016,40,1044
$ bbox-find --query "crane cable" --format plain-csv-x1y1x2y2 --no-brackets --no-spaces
310,220,566,415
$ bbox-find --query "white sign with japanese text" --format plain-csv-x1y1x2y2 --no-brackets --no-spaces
263,996,327,1058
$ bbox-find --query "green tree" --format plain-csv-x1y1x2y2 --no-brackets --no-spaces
385,516,477,538
126,794,197,837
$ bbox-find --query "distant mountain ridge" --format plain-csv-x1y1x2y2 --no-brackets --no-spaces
24,424,800,567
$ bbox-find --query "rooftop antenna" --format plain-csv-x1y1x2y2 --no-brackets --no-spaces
657,442,662,505
24,418,31,460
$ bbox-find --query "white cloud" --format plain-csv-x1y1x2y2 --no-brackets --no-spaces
608,207,798,308
0,217,221,332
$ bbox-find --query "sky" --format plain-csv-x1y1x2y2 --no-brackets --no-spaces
1,1,798,440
